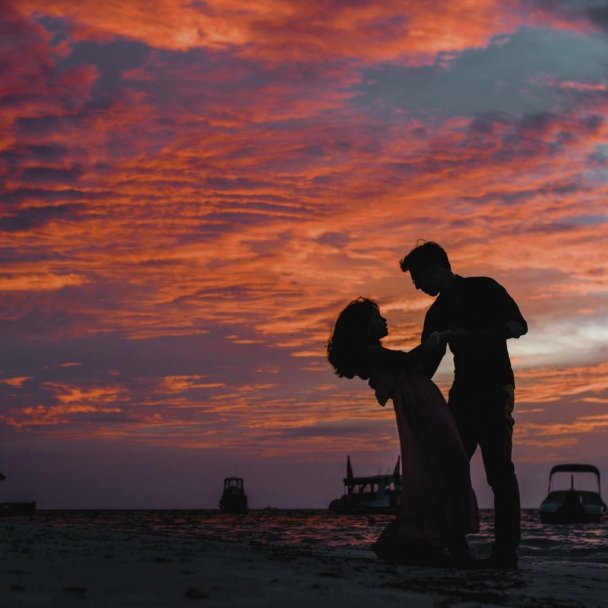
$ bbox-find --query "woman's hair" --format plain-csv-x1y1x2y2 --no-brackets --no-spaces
327,297,378,379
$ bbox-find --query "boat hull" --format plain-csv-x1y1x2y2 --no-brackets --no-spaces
219,496,248,514
539,489,605,524
328,496,398,515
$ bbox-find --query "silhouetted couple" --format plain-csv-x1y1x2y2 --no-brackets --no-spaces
327,242,527,570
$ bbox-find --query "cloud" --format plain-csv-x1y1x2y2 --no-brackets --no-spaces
0,203,82,232
0,273,88,292
523,0,608,34
355,27,608,118
0,377,33,388
9,0,522,62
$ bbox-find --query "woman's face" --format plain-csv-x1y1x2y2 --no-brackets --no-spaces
369,308,388,340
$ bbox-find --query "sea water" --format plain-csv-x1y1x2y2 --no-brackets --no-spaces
25,509,608,565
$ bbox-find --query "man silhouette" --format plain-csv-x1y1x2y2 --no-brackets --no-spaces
400,241,527,570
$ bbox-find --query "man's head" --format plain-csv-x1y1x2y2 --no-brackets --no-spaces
399,241,452,296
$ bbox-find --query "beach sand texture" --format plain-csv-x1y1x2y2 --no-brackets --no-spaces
1,519,606,607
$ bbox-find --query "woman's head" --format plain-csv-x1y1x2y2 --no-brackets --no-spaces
327,297,387,378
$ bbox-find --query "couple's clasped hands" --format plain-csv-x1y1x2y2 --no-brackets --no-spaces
423,326,475,353
427,327,464,345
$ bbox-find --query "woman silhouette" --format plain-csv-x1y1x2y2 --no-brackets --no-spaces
327,298,478,565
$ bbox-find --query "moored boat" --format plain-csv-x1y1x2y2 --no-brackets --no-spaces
219,477,248,514
539,464,607,524
328,455,400,514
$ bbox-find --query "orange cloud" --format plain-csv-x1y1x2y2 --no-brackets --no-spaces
161,375,226,392
6,403,122,428
0,272,88,292
0,376,32,388
10,0,521,64
516,362,608,404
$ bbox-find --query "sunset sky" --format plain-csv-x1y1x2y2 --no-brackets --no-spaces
1,0,607,509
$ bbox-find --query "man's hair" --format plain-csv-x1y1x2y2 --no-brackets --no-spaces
399,241,451,273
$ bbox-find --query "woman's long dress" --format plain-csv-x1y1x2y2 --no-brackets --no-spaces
370,366,479,562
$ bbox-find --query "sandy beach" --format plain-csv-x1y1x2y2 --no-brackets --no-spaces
0,518,605,607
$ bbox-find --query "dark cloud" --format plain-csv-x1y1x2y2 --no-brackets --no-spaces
0,203,82,232
29,144,69,162
525,0,608,32
279,420,387,438
0,5,97,126
0,187,88,206
523,215,608,235
355,27,608,119
461,110,604,170
0,145,68,168
203,176,275,191
16,115,66,137
587,6,608,30
315,232,351,248
60,38,150,98
0,323,305,397
22,165,83,185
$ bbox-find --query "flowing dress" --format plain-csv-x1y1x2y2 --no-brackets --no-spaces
368,356,479,562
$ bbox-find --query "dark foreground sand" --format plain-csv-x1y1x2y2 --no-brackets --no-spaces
0,520,606,607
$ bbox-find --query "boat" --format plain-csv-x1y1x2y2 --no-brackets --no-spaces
539,464,607,524
328,455,401,514
219,477,248,514
0,502,36,518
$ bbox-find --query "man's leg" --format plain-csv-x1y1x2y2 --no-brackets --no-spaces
447,389,479,564
478,384,520,562
448,388,479,461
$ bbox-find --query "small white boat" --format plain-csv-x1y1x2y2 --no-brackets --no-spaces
539,464,607,524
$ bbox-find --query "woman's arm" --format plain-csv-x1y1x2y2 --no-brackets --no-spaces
366,330,451,372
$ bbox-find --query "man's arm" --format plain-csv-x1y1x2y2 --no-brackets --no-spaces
450,279,527,343
483,280,527,339
451,320,525,342
421,313,447,378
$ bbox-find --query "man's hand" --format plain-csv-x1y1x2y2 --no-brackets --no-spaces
506,320,526,338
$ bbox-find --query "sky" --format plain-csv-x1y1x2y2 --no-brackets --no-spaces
1,0,607,509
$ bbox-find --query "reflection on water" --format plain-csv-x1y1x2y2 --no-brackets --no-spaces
30,509,607,564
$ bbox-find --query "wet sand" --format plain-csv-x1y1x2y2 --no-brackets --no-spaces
0,519,605,607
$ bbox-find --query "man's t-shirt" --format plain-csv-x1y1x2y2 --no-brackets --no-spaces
422,276,527,389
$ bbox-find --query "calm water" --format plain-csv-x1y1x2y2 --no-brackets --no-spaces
25,509,607,565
